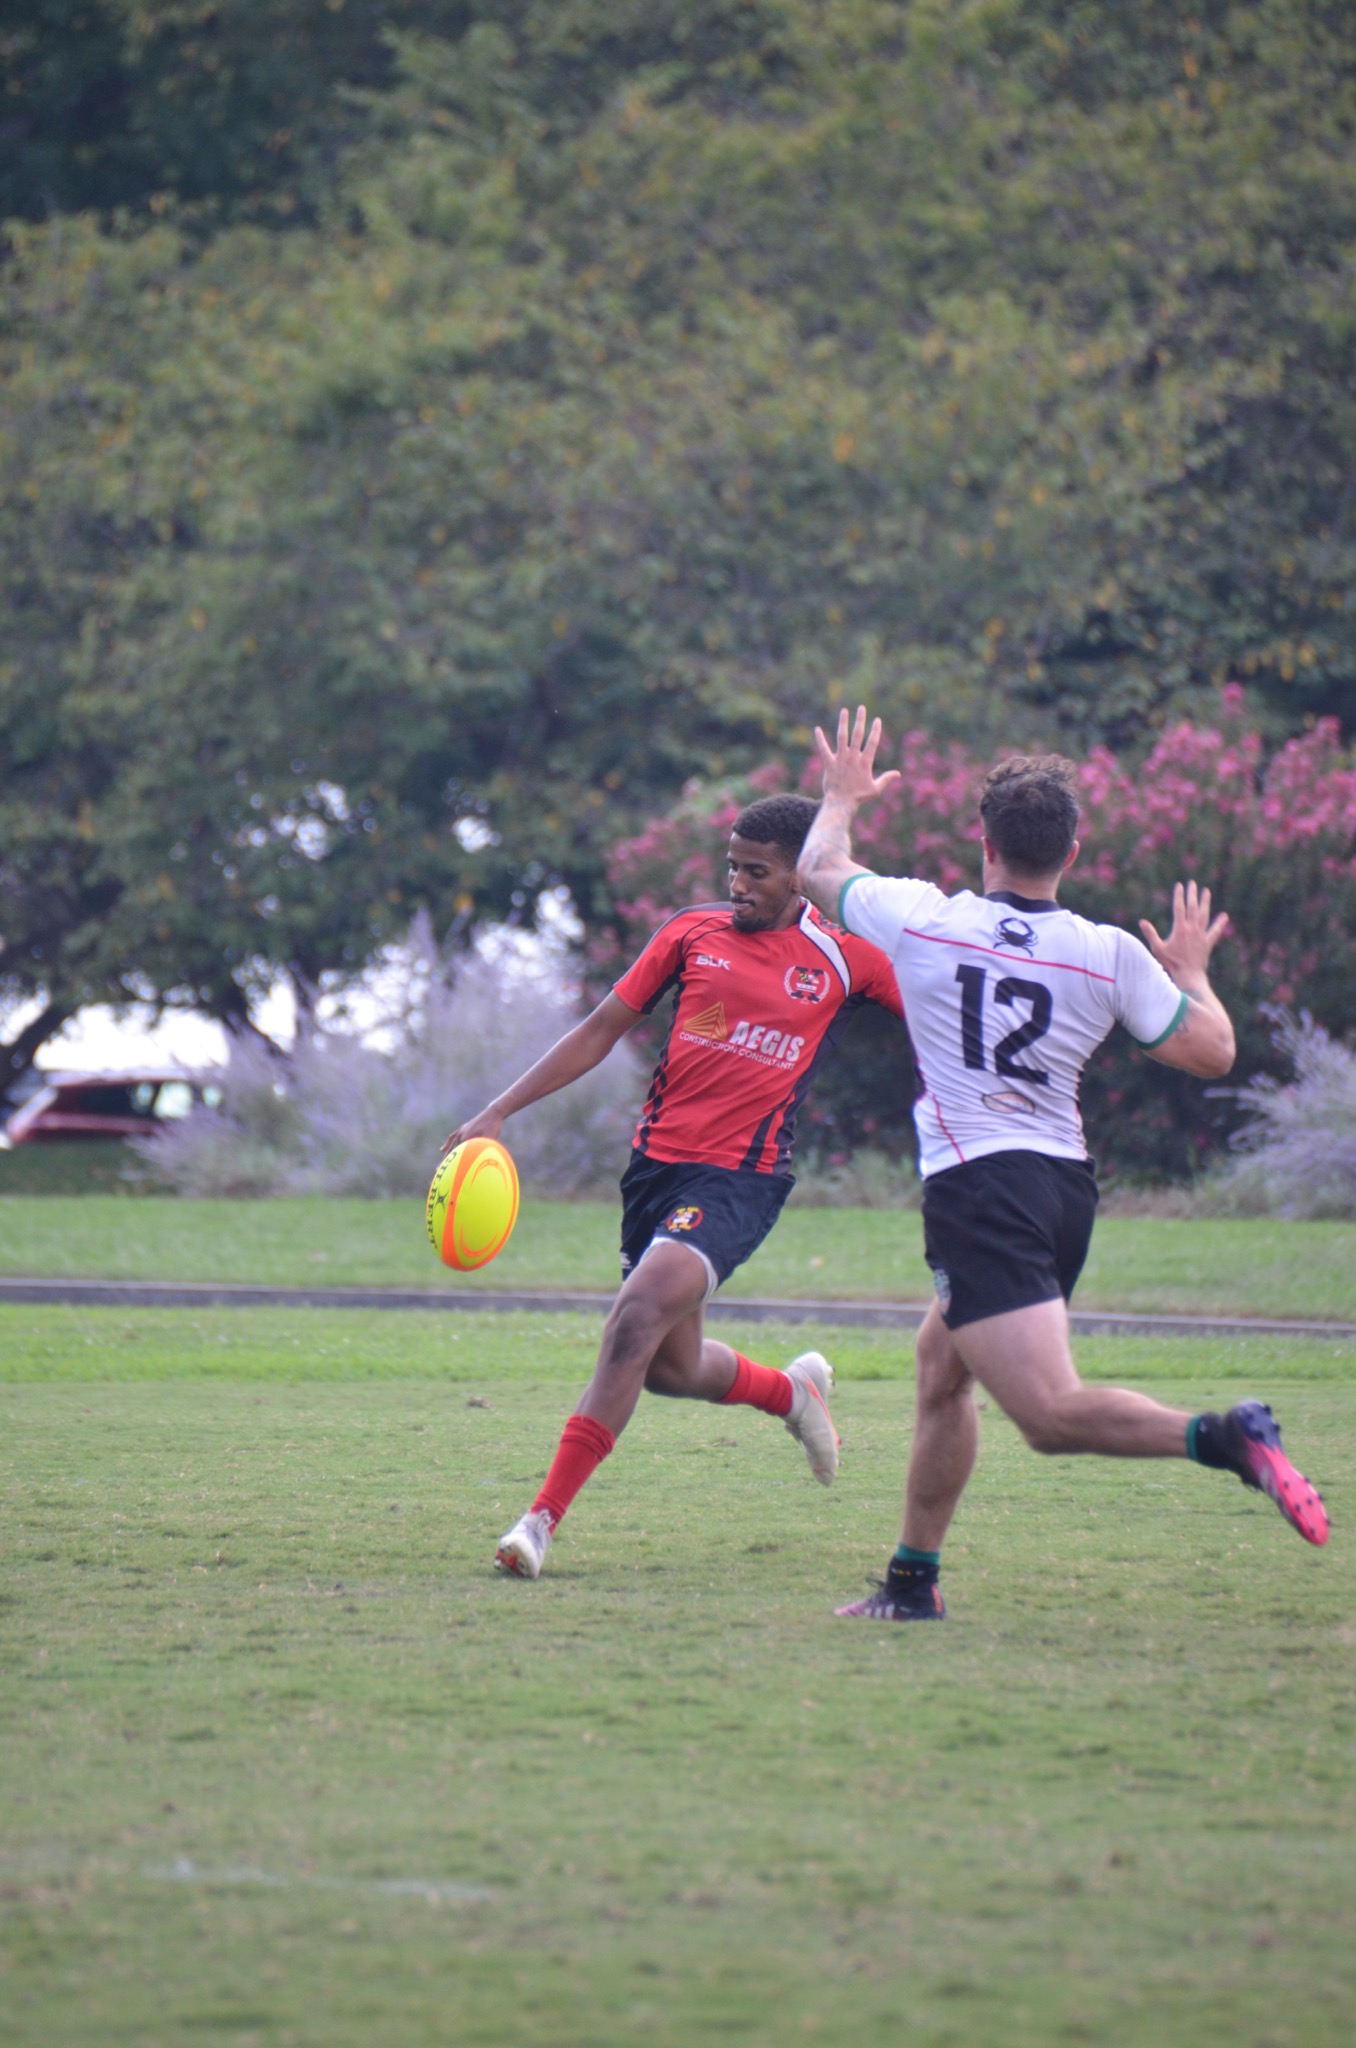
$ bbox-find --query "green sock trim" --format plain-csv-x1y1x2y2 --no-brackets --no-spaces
1186,1416,1202,1463
894,1543,941,1569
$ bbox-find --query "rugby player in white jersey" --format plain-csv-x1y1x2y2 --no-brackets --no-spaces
797,706,1329,1621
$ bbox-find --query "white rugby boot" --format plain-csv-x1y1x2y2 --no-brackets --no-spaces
784,1351,839,1486
494,1507,554,1579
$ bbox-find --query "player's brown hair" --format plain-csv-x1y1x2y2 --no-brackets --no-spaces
979,755,1080,878
732,793,819,865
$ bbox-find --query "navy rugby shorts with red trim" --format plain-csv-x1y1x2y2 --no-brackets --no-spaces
922,1149,1098,1330
619,1154,794,1295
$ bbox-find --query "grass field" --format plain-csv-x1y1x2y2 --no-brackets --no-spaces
0,1140,138,1197
3,1192,1356,1321
2,1304,1353,2046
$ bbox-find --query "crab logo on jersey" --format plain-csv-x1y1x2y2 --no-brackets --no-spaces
993,916,1037,954
784,964,831,1003
664,1205,703,1233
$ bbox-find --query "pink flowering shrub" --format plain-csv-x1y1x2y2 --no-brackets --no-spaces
603,695,1356,1180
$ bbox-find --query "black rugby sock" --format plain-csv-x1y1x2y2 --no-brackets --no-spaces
887,1546,941,1589
1187,1412,1232,1470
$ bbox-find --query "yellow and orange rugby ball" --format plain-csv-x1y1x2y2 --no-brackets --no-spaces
426,1137,521,1272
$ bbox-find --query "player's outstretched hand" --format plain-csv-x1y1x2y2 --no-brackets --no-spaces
441,1107,504,1155
1139,880,1230,984
813,705,902,810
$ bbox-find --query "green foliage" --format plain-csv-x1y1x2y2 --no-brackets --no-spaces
0,1137,142,1195
0,0,463,221
2,2,1355,1090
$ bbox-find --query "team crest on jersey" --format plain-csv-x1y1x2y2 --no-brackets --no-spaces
784,964,830,1003
664,1205,703,1233
993,916,1037,954
982,1089,1037,1116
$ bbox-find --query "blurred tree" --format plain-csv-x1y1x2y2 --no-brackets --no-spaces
0,200,777,1091
0,0,782,223
3,1,1355,1124
0,0,465,221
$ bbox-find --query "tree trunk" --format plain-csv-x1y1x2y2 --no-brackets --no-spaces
1,1002,72,1107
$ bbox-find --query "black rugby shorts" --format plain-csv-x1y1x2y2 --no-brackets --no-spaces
922,1149,1099,1330
618,1154,794,1296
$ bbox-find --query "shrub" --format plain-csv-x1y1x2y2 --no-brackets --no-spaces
602,692,1356,1180
1200,1013,1356,1220
133,923,645,1199
786,1149,922,1210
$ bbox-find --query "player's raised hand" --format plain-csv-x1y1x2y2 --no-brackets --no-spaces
1139,880,1230,984
813,705,902,810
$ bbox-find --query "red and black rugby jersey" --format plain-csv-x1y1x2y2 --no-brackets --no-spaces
612,900,903,1175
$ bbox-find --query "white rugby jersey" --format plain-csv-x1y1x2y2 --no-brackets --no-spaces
840,876,1188,1176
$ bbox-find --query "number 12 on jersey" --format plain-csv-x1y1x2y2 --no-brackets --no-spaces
955,965,1053,1085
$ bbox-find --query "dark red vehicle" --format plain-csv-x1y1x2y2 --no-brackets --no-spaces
0,1072,218,1146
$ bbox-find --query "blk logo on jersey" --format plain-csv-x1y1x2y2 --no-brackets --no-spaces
696,952,731,971
664,1205,703,1233
784,964,830,1003
993,917,1037,954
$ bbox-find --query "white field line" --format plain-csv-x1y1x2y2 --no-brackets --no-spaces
143,1856,493,1902
0,1851,493,1905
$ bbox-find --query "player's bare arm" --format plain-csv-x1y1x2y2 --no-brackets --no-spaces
443,992,642,1151
1139,881,1235,1078
797,704,901,921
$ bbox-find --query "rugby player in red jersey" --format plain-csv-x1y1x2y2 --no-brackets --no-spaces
443,794,904,1579
797,706,1329,1622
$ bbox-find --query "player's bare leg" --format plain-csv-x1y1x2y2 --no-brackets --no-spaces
645,1326,838,1483
644,1298,741,1402
840,1294,1190,1623
956,1298,1326,1540
578,1241,713,1434
954,1298,1190,1456
640,1261,839,1482
837,1302,963,1620
494,1245,705,1576
902,1302,980,1552
497,1246,839,1576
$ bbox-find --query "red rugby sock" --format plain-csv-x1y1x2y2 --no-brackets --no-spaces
532,1414,617,1530
720,1352,794,1418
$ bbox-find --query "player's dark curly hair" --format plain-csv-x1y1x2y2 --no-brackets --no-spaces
732,793,819,864
979,755,1079,877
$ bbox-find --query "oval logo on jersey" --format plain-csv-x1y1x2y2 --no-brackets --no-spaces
784,965,830,1003
981,1089,1037,1116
